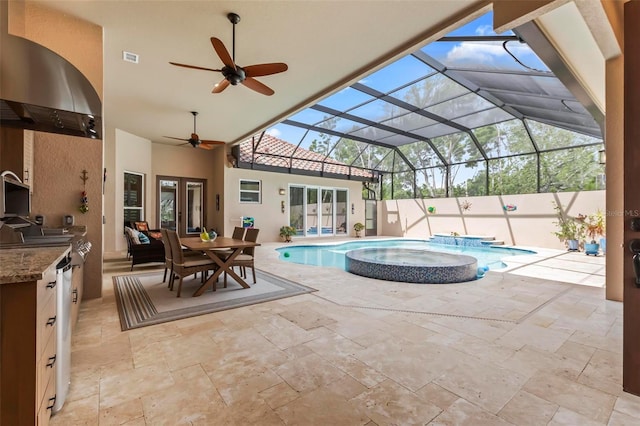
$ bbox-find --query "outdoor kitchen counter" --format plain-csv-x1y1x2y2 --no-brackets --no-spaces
0,245,70,284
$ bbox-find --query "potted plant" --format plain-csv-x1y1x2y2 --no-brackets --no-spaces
552,202,584,251
353,222,365,237
279,225,297,242
584,211,606,256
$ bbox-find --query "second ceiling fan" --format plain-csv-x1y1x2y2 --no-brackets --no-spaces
170,12,288,96
164,111,225,150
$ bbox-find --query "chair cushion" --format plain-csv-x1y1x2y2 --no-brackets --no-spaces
181,258,216,267
234,254,253,261
138,232,150,244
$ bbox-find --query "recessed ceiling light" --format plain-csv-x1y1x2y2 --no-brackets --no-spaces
122,51,139,64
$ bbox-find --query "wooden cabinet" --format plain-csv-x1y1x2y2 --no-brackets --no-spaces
0,260,59,425
0,127,34,192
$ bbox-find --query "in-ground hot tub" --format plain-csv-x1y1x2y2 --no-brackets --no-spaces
345,248,478,284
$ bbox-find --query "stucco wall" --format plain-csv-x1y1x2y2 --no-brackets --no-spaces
112,129,153,252
31,133,103,299
381,190,606,249
224,167,366,242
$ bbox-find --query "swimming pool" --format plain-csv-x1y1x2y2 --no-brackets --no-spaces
276,239,536,272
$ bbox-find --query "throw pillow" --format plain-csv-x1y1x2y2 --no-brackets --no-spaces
125,226,141,245
138,232,150,244
135,221,149,231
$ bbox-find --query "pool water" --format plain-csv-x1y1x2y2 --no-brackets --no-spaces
276,239,536,271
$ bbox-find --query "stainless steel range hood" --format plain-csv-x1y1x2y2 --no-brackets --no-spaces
0,32,102,139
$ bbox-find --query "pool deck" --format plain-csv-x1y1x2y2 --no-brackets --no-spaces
491,245,606,288
51,237,633,425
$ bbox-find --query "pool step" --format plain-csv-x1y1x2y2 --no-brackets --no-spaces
481,240,504,246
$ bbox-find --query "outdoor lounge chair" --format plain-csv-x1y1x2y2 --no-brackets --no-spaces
124,226,165,270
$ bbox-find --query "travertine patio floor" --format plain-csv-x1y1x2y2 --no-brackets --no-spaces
51,239,637,425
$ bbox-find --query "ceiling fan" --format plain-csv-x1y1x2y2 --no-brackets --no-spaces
169,12,288,96
164,111,225,150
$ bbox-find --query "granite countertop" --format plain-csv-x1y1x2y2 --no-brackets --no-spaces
42,225,87,237
0,246,70,285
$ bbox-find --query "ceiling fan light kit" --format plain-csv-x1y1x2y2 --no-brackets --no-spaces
169,12,288,96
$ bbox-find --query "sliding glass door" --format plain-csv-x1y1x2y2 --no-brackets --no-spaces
157,176,206,237
321,189,333,235
289,185,348,237
306,188,318,236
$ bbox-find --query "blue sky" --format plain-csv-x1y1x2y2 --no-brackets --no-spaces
266,11,550,146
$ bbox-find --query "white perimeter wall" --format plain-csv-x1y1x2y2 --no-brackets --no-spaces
380,191,606,249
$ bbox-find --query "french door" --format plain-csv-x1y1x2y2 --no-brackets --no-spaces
289,185,348,237
157,176,207,237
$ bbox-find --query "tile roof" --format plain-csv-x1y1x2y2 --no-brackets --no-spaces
238,134,373,178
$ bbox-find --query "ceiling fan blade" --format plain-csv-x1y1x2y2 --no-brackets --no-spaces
200,139,226,146
197,143,215,150
242,77,275,96
212,78,230,94
164,136,189,141
244,63,288,77
169,62,221,72
210,37,236,69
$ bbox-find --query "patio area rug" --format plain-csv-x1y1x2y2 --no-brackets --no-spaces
113,269,316,330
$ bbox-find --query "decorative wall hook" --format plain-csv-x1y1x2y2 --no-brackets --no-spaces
80,169,89,184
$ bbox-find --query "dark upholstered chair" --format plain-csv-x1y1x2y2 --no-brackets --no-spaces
132,221,162,240
124,227,165,270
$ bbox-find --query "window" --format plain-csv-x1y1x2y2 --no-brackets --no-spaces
240,179,261,203
124,171,144,223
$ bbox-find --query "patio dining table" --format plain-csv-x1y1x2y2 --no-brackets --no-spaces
181,236,261,296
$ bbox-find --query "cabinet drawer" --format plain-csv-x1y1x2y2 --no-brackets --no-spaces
37,331,56,408
37,267,57,308
37,377,56,426
37,294,57,357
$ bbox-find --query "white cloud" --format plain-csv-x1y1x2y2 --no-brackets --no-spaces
445,41,536,68
266,128,281,137
475,24,493,36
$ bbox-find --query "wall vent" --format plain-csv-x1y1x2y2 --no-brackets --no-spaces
122,51,139,64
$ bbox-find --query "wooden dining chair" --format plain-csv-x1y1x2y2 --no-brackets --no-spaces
161,228,205,290
212,226,246,259
166,230,218,297
160,229,174,289
224,228,260,287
